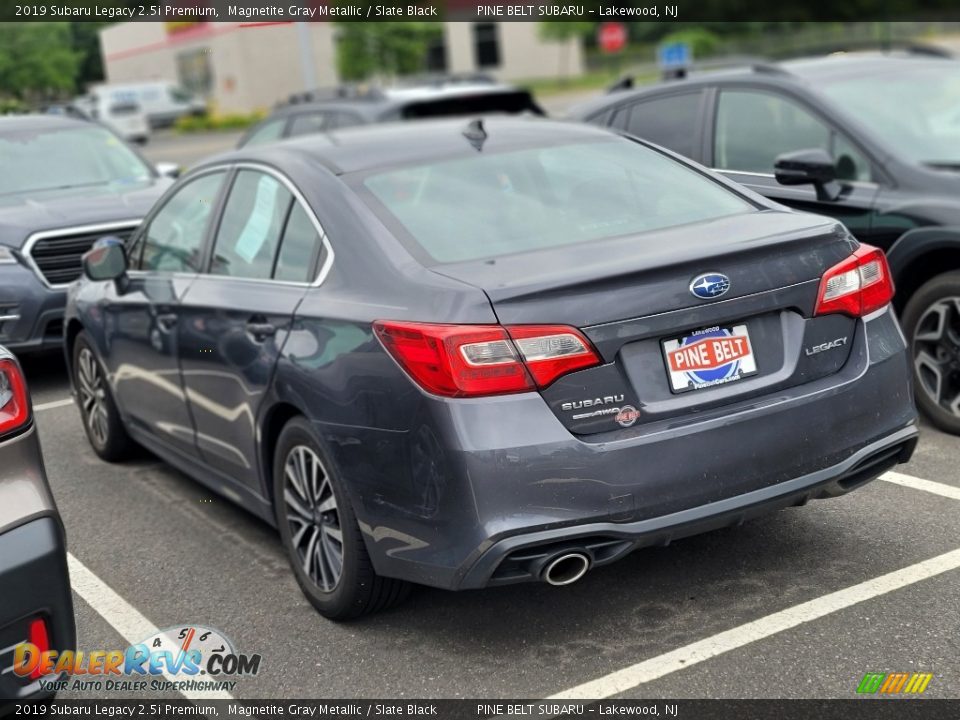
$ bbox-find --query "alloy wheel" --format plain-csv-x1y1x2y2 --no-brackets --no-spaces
914,296,960,418
77,347,109,447
283,445,343,592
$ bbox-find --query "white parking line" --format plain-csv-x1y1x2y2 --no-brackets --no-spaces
881,470,960,502
66,553,234,700
34,398,74,412
549,546,960,699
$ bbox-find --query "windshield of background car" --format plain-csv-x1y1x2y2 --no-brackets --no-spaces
0,124,152,196
818,62,960,165
360,139,755,263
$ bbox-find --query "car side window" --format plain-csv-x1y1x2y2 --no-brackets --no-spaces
274,202,324,283
289,112,330,137
623,92,702,158
140,171,226,273
210,170,293,280
242,118,286,147
715,90,871,181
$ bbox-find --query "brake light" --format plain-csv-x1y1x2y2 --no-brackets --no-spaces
814,244,894,318
373,321,601,397
28,617,49,680
0,357,29,437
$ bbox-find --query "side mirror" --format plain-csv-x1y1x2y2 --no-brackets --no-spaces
82,237,128,283
155,162,181,179
774,149,842,201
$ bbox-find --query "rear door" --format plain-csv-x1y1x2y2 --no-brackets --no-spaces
707,86,881,242
176,165,327,491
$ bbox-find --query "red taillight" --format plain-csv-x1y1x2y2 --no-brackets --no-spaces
28,617,49,680
0,357,29,437
373,321,601,398
814,244,894,318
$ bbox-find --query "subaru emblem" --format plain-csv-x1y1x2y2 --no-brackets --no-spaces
690,273,730,300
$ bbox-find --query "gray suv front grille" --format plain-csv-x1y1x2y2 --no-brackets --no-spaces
26,223,139,286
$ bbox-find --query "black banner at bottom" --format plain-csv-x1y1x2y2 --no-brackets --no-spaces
3,700,960,720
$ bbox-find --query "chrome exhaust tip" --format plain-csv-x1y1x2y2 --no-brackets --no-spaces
543,552,590,586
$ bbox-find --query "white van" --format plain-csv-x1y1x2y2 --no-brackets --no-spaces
92,82,206,128
75,90,151,144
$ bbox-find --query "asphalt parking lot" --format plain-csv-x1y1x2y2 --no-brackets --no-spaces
20,350,960,700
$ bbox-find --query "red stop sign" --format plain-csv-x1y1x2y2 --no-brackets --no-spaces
598,22,627,54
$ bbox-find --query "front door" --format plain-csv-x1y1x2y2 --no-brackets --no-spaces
105,169,228,458
710,87,881,243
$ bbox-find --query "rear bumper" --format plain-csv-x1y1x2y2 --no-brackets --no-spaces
0,263,65,354
326,307,918,590
459,427,916,588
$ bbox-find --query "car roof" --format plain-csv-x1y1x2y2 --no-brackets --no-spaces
203,116,620,175
0,114,90,133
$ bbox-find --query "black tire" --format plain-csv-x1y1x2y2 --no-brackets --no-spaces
72,331,135,461
273,417,410,619
902,271,960,435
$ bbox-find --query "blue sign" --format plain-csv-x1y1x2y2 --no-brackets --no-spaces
658,42,692,69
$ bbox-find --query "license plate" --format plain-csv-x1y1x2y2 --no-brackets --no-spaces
662,324,757,393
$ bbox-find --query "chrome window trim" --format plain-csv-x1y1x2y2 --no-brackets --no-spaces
715,168,880,190
23,220,143,289
182,161,335,288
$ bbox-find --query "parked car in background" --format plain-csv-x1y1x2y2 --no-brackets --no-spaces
87,81,206,129
0,116,175,354
237,76,544,148
66,118,916,620
0,345,75,703
570,49,960,434
74,89,150,144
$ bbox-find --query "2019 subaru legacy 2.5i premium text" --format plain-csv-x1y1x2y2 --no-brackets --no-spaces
64,118,918,619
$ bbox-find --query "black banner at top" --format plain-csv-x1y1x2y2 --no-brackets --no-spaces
4,0,960,23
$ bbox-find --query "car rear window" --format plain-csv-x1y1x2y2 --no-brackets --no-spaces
360,139,754,263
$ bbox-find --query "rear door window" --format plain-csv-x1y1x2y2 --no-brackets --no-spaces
623,92,702,159
209,170,292,279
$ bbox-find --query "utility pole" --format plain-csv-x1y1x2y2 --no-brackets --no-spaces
296,21,318,91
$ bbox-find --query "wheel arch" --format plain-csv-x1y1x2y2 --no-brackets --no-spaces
258,400,307,511
886,228,960,313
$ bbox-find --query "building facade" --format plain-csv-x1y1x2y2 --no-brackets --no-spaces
99,21,583,114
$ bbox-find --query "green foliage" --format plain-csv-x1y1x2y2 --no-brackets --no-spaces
659,28,722,59
70,22,113,90
334,22,443,81
539,21,596,43
0,23,80,99
174,111,266,133
0,97,29,115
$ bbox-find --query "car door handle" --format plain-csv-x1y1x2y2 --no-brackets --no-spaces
245,320,277,341
156,313,178,332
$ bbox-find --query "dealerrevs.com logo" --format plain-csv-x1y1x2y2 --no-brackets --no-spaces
15,625,260,694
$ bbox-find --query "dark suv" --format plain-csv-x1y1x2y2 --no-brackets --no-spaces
571,50,960,433
238,77,543,148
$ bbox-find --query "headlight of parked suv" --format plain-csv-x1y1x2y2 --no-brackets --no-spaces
0,247,18,264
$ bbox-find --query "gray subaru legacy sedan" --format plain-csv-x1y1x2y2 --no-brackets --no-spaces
64,118,918,619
